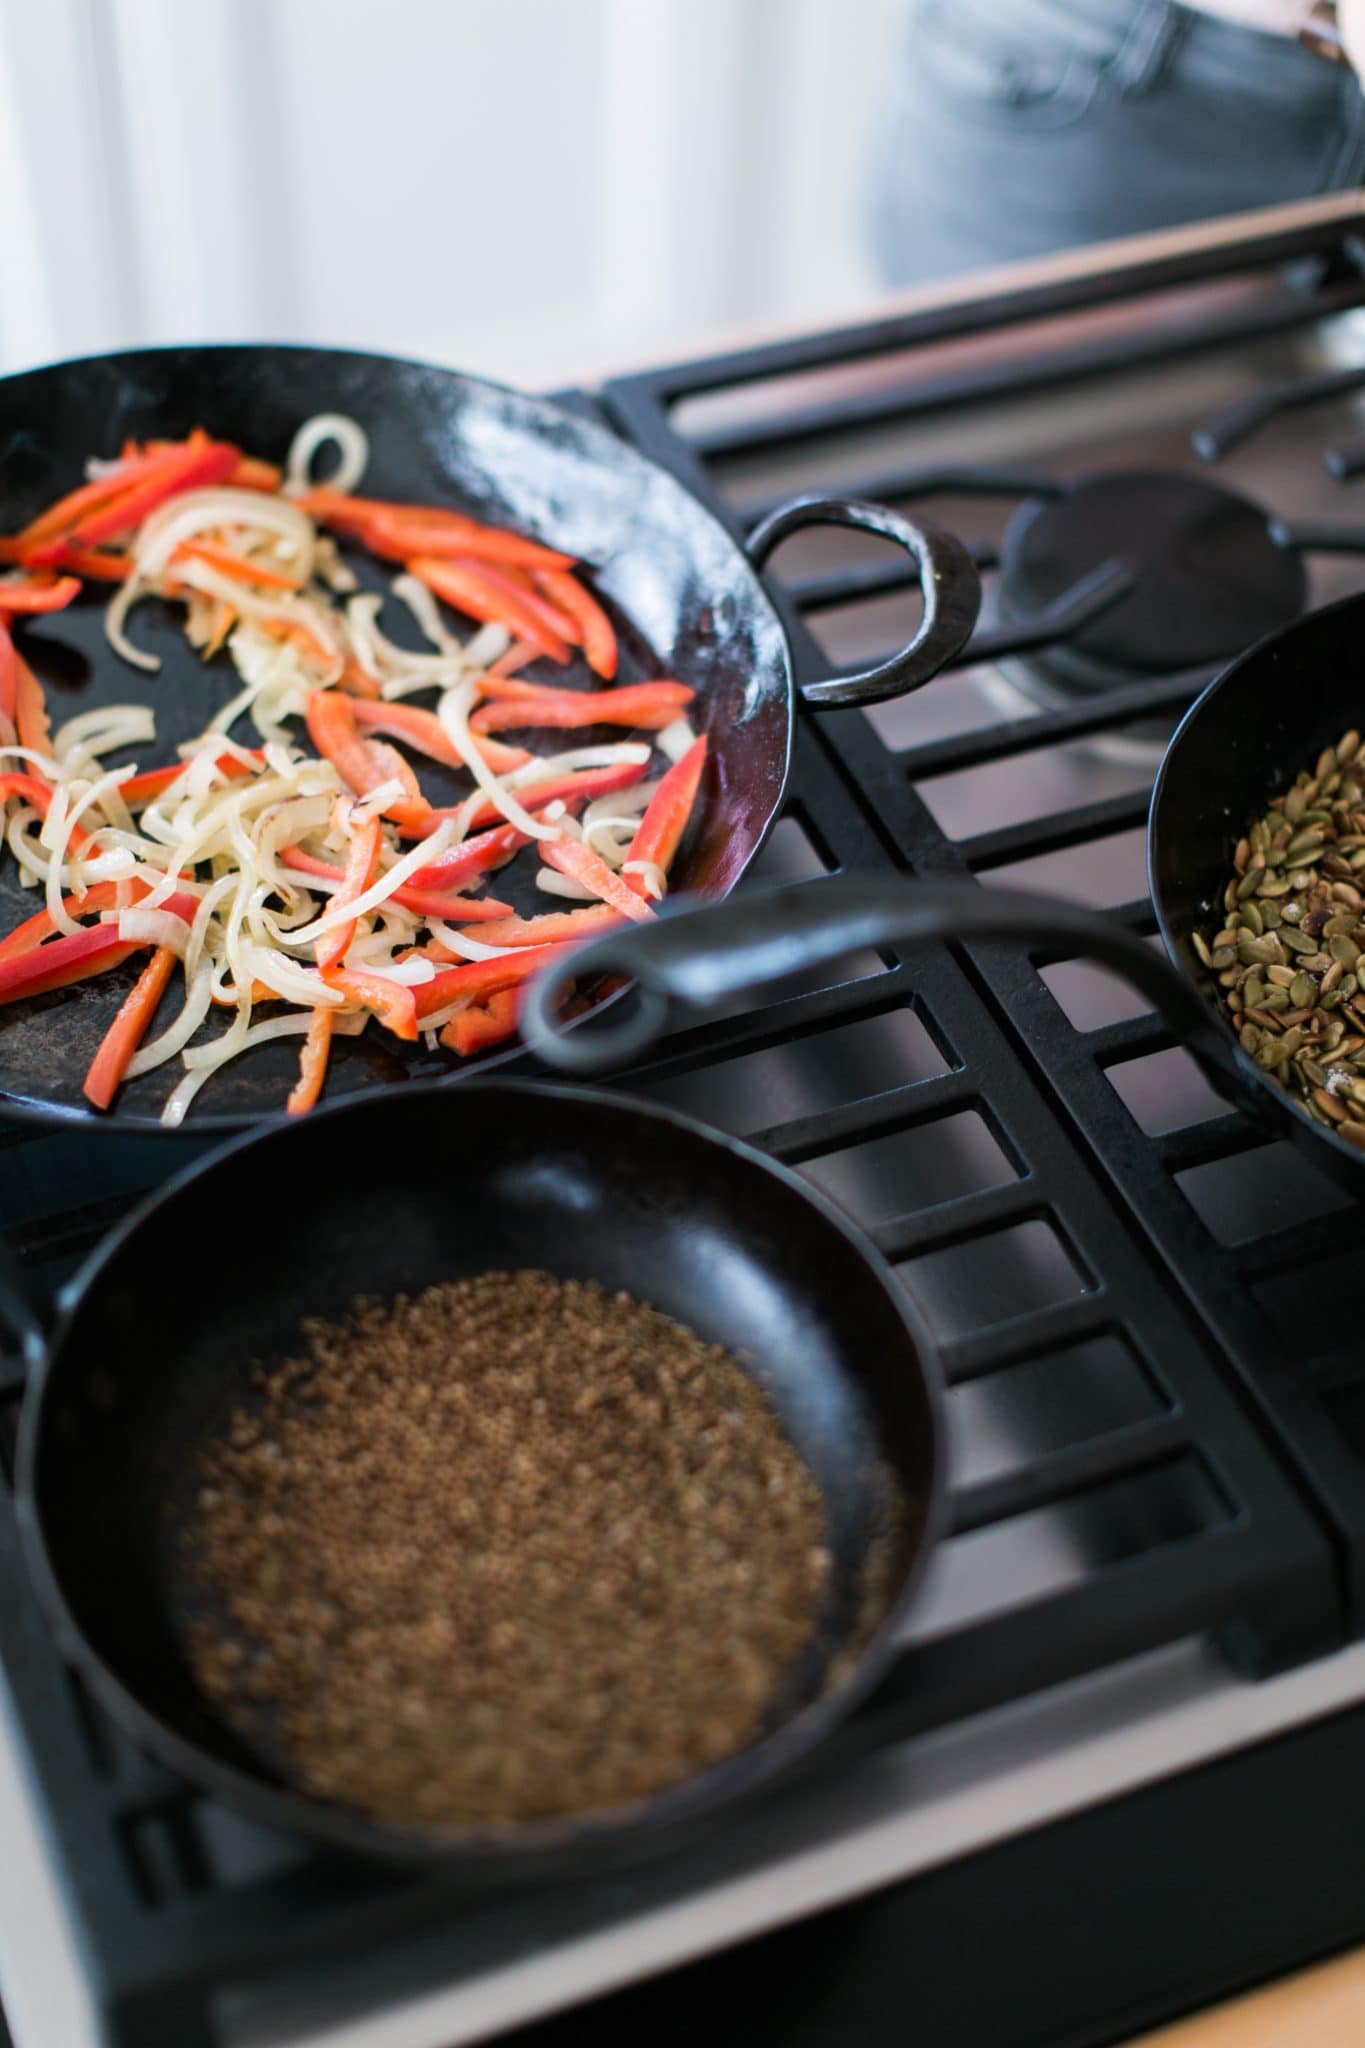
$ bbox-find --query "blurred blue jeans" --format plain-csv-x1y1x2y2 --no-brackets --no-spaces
872,0,1365,284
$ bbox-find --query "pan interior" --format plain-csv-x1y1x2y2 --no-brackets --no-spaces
27,1087,932,1844
0,344,791,1127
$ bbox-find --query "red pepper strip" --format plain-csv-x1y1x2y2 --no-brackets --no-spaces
277,844,512,922
175,538,302,591
471,682,694,734
624,733,708,895
62,434,240,551
460,903,625,948
118,749,264,809
540,835,656,924
0,618,14,725
489,638,540,678
0,880,131,964
441,988,519,1056
82,945,177,1110
0,773,92,849
339,658,383,701
0,575,82,616
13,656,48,756
530,570,618,679
313,812,382,972
415,943,567,1019
304,689,431,830
229,455,283,493
349,696,531,775
298,489,575,572
403,820,529,890
30,546,130,582
286,1006,334,1114
402,758,650,839
319,966,418,1040
16,454,148,547
407,556,571,665
0,925,143,1004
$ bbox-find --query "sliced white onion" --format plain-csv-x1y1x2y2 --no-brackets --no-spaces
283,413,369,498
134,488,316,579
657,717,697,764
54,705,156,764
105,575,160,672
623,858,666,901
425,920,520,961
127,963,214,1077
535,867,595,902
162,1011,316,1127
438,680,564,843
284,820,458,944
502,741,651,788
116,907,191,955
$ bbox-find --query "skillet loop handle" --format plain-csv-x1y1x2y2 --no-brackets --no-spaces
746,496,982,709
0,1243,44,1371
521,875,1245,1100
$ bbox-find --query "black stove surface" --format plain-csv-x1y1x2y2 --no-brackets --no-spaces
7,207,1365,2048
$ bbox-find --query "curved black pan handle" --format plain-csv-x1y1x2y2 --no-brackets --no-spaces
522,874,1241,1094
0,1242,44,1371
746,496,982,709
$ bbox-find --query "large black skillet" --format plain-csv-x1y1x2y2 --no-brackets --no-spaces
526,590,1365,1196
9,1081,942,1871
0,343,979,1130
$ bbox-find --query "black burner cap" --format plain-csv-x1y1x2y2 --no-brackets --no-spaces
1000,470,1306,674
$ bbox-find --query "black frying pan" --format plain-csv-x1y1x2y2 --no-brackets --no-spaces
524,591,1365,1194
10,1080,942,1871
0,344,979,1131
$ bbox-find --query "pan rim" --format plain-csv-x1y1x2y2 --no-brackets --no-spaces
0,340,797,1134
14,1076,946,1870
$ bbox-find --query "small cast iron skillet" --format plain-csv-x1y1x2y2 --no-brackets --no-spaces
526,591,1365,1197
8,1081,942,1872
0,343,979,1130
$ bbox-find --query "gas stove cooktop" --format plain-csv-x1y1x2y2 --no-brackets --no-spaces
8,195,1365,2048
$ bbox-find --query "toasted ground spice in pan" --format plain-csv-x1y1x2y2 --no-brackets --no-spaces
176,1271,830,1826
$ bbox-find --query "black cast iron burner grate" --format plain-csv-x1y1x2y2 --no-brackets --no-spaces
2,220,1364,2044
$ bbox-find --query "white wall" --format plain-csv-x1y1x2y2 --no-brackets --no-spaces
0,0,904,388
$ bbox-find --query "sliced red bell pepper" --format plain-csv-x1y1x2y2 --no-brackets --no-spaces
0,880,132,963
0,618,14,726
286,1006,334,1114
13,656,49,757
470,681,694,734
278,843,512,922
0,773,92,849
530,570,617,679
0,925,143,1004
624,733,708,895
174,538,302,591
229,455,283,493
117,748,264,809
304,688,431,830
349,696,530,776
31,546,130,582
540,835,655,924
82,945,177,1110
15,455,148,547
440,988,519,1056
339,658,383,700
415,942,567,1018
460,903,625,948
489,638,540,677
407,555,571,664
402,819,530,890
402,759,648,838
258,616,337,665
59,433,240,550
299,489,574,572
313,810,382,972
319,966,418,1040
0,575,82,616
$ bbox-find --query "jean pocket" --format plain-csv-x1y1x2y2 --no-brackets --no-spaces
910,0,1141,131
